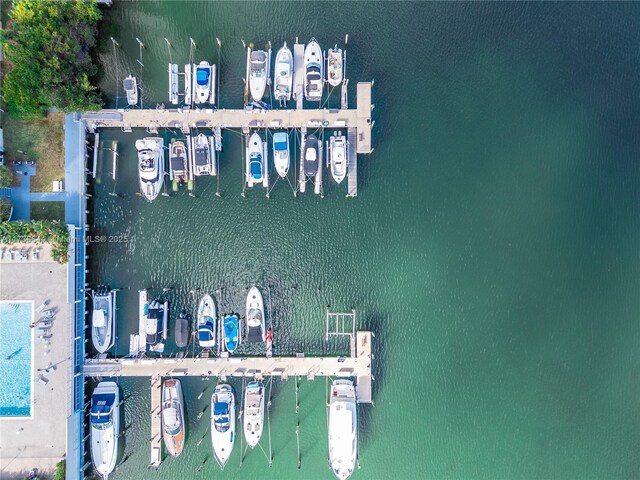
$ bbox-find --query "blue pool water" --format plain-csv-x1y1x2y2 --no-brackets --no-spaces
0,302,33,417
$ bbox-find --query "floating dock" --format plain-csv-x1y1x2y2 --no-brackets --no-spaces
82,82,373,154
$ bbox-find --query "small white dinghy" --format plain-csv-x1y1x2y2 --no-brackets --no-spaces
330,132,347,184
211,384,235,467
327,47,343,87
123,75,138,106
272,132,290,178
243,381,265,448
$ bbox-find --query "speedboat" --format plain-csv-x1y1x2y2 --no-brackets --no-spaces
223,314,239,353
91,286,116,354
243,381,265,448
170,139,191,191
174,310,190,349
246,286,265,343
328,380,358,479
195,61,212,104
123,75,138,106
330,132,347,184
304,39,324,102
193,133,213,176
303,135,320,177
246,132,265,188
327,47,343,87
162,379,185,458
90,381,119,478
197,294,216,348
272,132,289,178
136,137,165,202
249,50,268,102
146,299,168,347
211,384,235,467
274,43,293,104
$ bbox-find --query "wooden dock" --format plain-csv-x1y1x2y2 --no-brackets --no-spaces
82,83,373,154
149,376,162,467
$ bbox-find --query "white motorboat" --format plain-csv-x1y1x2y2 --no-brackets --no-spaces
162,379,185,458
194,61,212,104
91,286,116,354
211,384,235,467
249,50,268,102
246,286,265,343
274,43,293,103
272,132,289,178
90,381,119,478
304,39,324,102
330,132,347,184
193,133,213,176
136,137,165,202
328,379,357,480
197,294,216,348
243,381,265,448
246,132,265,188
327,47,343,87
303,134,320,177
170,139,192,191
123,75,138,106
145,299,168,347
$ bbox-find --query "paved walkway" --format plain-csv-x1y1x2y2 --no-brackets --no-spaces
6,114,83,223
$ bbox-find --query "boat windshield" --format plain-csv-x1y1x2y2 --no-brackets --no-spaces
247,308,262,327
92,418,113,430
196,68,210,86
305,148,317,162
139,154,156,172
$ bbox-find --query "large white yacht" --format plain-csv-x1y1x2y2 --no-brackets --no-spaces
328,379,358,479
90,381,120,478
136,137,165,201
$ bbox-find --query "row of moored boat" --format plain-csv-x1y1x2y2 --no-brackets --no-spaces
91,378,357,478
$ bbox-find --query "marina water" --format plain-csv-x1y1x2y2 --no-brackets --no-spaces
92,2,640,478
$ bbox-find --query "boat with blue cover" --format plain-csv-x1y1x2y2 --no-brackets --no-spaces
223,314,240,353
246,132,265,188
90,381,120,479
211,383,235,466
195,61,212,104
272,132,290,178
197,294,216,348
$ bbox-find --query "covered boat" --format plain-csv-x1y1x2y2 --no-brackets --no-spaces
174,310,190,349
330,132,347,184
303,134,320,177
136,137,165,202
211,384,235,466
274,43,293,104
272,132,290,178
327,47,343,87
193,133,213,176
123,75,138,106
195,61,212,104
246,132,265,188
304,39,324,102
162,379,185,457
223,314,239,353
91,286,116,354
146,299,168,347
328,380,358,479
249,50,268,102
245,286,265,343
170,139,192,191
243,381,265,448
197,294,216,348
90,381,119,478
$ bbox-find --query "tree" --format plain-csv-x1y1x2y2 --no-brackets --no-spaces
0,165,12,187
3,0,103,118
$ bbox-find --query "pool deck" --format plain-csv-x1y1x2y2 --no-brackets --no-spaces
0,244,70,479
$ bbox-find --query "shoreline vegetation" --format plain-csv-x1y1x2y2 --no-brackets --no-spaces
2,0,103,119
0,220,69,263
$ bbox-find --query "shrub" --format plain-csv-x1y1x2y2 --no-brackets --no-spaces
0,220,69,263
54,460,65,480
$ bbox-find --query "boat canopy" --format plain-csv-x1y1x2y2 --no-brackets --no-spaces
198,323,214,342
123,78,135,91
93,309,106,327
91,393,115,424
274,140,288,151
195,147,209,166
306,148,317,161
196,68,210,85
214,401,229,417
250,157,263,179
170,156,185,172
162,407,181,435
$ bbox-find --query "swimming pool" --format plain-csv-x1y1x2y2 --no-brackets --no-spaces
0,301,33,417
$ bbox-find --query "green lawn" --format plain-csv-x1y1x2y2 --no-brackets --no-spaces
30,201,65,222
3,112,65,192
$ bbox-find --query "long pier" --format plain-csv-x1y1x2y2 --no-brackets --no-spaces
82,82,373,154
